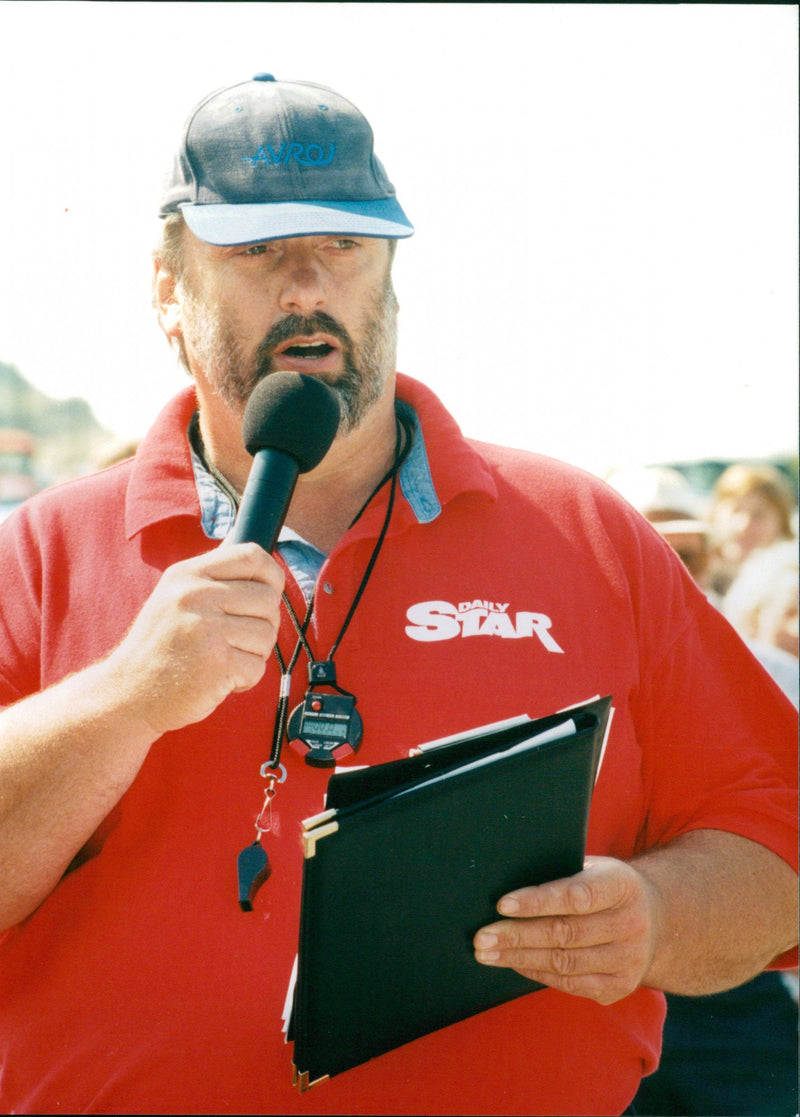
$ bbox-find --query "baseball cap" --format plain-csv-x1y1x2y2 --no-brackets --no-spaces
159,73,414,245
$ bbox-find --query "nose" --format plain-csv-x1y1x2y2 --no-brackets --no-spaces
277,248,327,317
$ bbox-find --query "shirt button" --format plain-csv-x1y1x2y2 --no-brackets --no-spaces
323,581,334,595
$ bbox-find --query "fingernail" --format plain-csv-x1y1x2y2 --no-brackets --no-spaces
474,931,498,950
476,950,500,964
498,895,520,915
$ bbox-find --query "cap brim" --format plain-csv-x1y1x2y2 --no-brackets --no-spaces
180,198,414,245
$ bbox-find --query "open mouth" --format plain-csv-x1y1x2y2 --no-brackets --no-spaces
280,341,336,359
269,331,344,374
274,332,341,358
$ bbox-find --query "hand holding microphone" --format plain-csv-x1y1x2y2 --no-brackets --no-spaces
108,374,340,737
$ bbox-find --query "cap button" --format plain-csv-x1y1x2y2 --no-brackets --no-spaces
252,73,276,82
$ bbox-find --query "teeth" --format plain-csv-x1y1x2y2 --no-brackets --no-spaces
282,340,334,358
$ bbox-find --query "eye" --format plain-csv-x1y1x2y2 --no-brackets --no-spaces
242,243,270,256
326,238,360,250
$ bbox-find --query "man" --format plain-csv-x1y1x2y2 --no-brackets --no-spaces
0,75,796,1116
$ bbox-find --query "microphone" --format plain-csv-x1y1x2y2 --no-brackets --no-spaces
227,372,341,552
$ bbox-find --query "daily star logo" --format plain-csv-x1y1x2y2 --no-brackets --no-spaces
405,599,564,653
241,141,335,167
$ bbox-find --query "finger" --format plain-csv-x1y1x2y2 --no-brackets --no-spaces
494,857,636,920
223,614,282,658
475,939,620,979
194,645,272,703
226,646,271,694
474,909,620,957
473,935,646,1005
213,579,283,622
522,971,636,1005
195,542,286,590
500,957,638,1006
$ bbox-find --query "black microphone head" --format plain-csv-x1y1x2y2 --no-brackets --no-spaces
242,372,341,473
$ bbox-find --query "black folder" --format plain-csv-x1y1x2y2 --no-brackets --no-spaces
289,696,612,1090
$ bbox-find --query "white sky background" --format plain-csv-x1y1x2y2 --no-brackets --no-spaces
0,1,797,476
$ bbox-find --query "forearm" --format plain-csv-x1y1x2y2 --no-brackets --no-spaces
0,658,160,931
0,544,283,932
635,828,799,995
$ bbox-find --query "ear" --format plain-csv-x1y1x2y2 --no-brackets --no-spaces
153,260,183,340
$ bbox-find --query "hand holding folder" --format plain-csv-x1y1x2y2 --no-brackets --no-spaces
289,696,612,1090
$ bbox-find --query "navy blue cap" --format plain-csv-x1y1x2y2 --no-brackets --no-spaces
159,75,413,245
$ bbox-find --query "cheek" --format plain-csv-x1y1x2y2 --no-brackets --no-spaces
754,511,782,544
216,287,274,344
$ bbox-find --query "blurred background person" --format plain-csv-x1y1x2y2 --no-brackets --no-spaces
709,463,798,660
709,463,798,650
710,463,795,578
720,537,798,660
607,464,798,1116
608,465,798,703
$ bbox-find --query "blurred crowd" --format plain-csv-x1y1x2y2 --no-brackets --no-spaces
607,460,799,1116
608,461,798,705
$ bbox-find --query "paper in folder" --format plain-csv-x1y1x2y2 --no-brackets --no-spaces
289,696,612,1091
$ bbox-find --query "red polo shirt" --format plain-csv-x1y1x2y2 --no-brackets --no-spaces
0,374,796,1115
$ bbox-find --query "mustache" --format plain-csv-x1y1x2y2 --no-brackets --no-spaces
256,311,353,358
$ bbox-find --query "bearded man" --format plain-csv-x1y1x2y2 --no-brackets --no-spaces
0,74,796,1117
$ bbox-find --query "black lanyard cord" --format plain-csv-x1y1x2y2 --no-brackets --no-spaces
269,595,315,768
265,415,411,770
328,441,401,661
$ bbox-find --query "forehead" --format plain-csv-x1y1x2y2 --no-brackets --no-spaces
183,227,392,258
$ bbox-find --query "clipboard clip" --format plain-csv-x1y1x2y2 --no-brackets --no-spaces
292,1063,329,1093
300,811,340,859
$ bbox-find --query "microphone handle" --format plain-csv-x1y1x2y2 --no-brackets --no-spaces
227,448,299,553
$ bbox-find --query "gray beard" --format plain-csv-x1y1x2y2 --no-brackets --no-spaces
179,279,399,434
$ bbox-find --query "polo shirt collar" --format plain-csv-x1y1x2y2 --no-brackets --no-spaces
393,373,498,523
124,375,497,540
125,387,201,540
